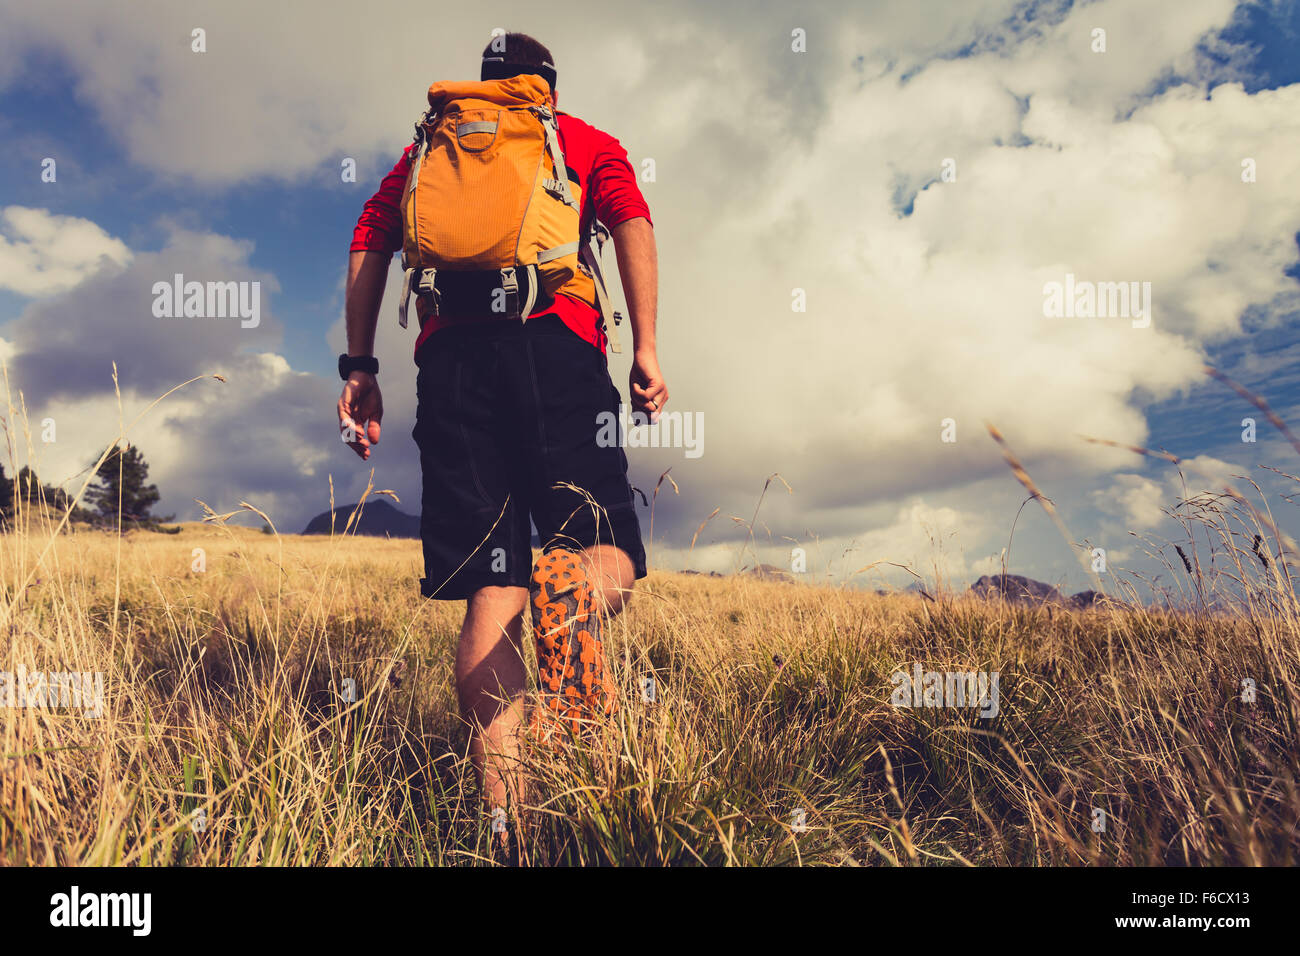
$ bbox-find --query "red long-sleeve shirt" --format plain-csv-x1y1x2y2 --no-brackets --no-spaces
351,111,651,355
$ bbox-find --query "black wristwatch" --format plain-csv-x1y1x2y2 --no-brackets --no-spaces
338,353,379,380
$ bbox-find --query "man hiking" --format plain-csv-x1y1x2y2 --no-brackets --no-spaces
337,32,666,840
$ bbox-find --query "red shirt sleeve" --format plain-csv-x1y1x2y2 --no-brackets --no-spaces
350,145,414,254
580,124,653,230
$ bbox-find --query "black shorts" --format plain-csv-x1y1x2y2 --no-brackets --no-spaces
412,314,647,600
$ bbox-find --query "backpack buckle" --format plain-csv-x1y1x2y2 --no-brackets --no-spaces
417,267,440,317
500,267,520,320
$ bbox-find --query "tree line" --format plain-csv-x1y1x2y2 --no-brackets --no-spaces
0,444,173,529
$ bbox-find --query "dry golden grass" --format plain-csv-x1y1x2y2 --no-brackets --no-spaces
3,483,1298,866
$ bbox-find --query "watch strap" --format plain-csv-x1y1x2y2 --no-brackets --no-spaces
338,353,379,379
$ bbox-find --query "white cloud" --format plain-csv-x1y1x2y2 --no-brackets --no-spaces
5,220,283,403
0,0,1031,185
1094,472,1168,530
1177,453,1251,492
657,0,1299,532
0,207,132,297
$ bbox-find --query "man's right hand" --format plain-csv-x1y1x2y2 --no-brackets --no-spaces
630,349,668,424
338,371,383,460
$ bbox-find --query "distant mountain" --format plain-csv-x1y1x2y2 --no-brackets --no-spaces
969,573,1103,609
971,573,1062,604
301,500,420,538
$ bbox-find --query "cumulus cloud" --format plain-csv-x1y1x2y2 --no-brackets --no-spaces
0,0,1031,186
5,216,282,406
654,0,1300,538
1094,473,1168,530
0,207,132,297
1090,453,1263,544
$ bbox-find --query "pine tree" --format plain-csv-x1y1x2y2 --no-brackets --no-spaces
88,444,173,528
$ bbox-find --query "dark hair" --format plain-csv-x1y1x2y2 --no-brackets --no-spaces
481,32,556,91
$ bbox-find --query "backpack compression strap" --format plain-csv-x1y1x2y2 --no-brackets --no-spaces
397,264,431,329
581,222,623,354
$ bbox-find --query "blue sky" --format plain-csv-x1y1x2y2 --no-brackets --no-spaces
2,0,1299,600
0,46,388,379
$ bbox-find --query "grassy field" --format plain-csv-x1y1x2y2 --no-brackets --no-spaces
2,486,1298,867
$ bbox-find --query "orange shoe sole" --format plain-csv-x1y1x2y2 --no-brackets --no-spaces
530,549,618,741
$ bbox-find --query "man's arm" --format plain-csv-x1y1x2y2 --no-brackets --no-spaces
339,146,411,460
345,249,389,356
337,249,389,459
612,216,668,421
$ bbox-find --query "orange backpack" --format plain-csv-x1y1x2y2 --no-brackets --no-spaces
397,73,622,351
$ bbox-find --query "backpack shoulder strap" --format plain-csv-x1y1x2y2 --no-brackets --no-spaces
533,107,580,212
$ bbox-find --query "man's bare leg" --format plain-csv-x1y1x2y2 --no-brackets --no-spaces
578,543,638,617
457,548,632,796
455,585,528,841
